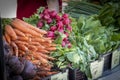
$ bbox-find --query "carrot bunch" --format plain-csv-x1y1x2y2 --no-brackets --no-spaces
3,18,57,79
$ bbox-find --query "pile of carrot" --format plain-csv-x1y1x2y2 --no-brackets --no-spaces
3,18,58,79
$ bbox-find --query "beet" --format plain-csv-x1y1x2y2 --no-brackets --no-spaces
8,56,24,74
3,40,12,63
21,60,36,79
11,75,23,80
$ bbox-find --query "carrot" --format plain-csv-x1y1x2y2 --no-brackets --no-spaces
32,52,48,64
51,44,57,47
37,45,45,49
25,33,32,37
15,18,47,35
32,76,41,80
28,45,38,52
5,25,17,40
18,50,26,56
4,32,11,44
31,60,41,65
37,49,49,54
10,42,18,57
37,52,55,60
30,42,40,46
14,40,28,45
40,42,51,47
11,20,42,37
31,38,44,42
47,71,58,75
17,44,28,52
17,36,28,41
37,71,48,77
28,37,32,42
46,47,56,51
25,56,31,60
14,28,25,37
37,66,51,71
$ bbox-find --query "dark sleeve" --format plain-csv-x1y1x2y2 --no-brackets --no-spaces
17,0,47,19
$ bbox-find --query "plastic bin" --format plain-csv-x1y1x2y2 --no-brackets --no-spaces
68,68,88,80
41,68,69,80
103,52,112,71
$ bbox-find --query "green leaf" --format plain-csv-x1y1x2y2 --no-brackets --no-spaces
67,52,80,63
58,56,65,62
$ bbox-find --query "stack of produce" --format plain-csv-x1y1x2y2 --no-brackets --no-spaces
24,7,72,48
3,18,57,80
3,39,36,80
64,1,102,18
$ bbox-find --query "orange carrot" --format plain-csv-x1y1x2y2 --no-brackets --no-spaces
51,44,57,47
4,32,11,44
28,45,38,52
32,52,48,64
5,25,17,40
14,40,28,45
10,42,18,57
37,49,49,54
14,28,25,37
15,18,47,35
30,42,40,46
11,20,42,37
40,42,51,47
25,56,31,60
31,38,44,42
31,60,41,65
37,52,55,60
37,45,45,49
17,44,28,52
17,36,28,41
25,33,32,37
18,50,26,56
46,47,56,51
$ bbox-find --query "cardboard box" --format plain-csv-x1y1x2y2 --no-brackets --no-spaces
111,49,120,69
90,58,104,79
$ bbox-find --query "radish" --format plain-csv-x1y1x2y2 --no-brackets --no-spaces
37,21,43,28
57,21,63,27
62,13,69,18
66,25,72,31
63,18,70,25
50,11,57,18
47,18,52,24
50,26,57,31
67,42,72,48
47,31,55,37
62,41,66,47
55,15,61,21
64,32,69,37
43,9,50,14
44,14,50,20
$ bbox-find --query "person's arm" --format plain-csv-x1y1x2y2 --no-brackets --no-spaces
47,0,62,12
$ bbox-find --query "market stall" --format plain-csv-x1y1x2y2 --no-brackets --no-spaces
0,0,120,80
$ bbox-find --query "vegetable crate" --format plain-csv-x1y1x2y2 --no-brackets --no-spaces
111,48,120,69
90,57,104,80
119,47,120,64
41,68,69,80
103,52,112,72
68,67,88,80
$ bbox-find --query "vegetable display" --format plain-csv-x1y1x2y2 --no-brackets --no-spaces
24,7,72,48
64,1,102,19
3,19,58,80
1,1,120,79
